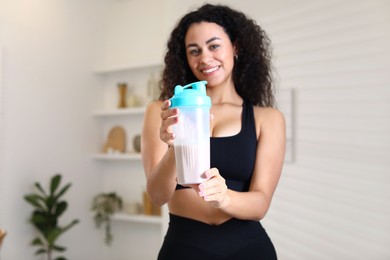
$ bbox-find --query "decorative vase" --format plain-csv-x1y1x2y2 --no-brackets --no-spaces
117,83,127,108
133,134,141,153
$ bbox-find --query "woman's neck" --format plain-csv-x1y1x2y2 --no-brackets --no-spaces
206,82,242,106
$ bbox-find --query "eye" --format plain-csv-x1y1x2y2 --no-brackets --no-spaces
209,44,220,50
188,48,200,56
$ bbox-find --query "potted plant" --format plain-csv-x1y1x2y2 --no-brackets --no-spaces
24,173,79,260
91,192,123,246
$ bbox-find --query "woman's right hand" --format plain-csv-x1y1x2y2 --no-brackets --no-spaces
159,100,179,147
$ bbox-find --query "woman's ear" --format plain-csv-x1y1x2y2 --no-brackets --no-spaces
233,45,238,56
233,44,239,59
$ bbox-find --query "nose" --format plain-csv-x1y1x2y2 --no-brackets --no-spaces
199,50,212,64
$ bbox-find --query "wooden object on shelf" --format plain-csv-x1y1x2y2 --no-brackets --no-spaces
0,228,6,248
143,191,161,216
103,126,126,153
123,202,141,215
117,83,127,108
133,134,141,153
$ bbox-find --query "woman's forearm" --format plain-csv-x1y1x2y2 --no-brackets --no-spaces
218,189,270,221
146,147,177,206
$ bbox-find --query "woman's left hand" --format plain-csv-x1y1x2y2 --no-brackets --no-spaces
198,168,230,208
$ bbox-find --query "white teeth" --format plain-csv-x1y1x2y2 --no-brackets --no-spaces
203,66,219,73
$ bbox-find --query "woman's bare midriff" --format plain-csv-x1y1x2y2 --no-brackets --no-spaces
168,189,232,225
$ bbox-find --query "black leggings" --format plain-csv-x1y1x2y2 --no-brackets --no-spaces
158,214,277,260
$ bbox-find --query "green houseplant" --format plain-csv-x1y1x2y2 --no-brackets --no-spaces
24,174,79,260
91,192,123,246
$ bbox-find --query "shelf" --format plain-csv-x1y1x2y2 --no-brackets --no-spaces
94,62,162,75
91,153,142,161
92,107,145,117
112,212,162,224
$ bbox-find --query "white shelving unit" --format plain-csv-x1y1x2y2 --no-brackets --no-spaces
94,62,162,75
92,107,146,117
92,63,168,252
91,153,142,161
112,212,163,225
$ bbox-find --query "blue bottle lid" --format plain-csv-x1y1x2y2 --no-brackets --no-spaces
170,81,211,108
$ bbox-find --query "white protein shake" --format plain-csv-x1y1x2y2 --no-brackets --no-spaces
175,143,210,185
169,81,211,185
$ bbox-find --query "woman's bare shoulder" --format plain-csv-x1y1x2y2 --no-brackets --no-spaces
253,106,285,128
143,100,164,130
253,106,284,119
143,100,164,120
145,100,163,112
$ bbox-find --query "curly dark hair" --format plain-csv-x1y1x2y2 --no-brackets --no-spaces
159,3,275,107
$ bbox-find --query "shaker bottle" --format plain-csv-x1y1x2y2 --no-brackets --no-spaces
170,81,211,185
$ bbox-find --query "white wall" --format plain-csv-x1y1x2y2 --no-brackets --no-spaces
0,0,109,259
94,0,166,70
255,1,390,259
1,0,389,259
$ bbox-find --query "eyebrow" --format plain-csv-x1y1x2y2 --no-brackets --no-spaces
186,37,222,48
206,37,221,44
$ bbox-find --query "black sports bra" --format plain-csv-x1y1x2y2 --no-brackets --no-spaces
176,100,257,192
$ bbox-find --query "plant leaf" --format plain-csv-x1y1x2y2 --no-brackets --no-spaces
54,257,67,260
35,248,47,255
50,174,61,195
31,211,47,225
24,195,45,210
46,195,56,212
54,183,71,201
31,210,57,236
31,210,48,226
34,182,47,196
62,219,80,234
31,237,44,246
53,244,66,252
54,201,67,218
47,228,62,245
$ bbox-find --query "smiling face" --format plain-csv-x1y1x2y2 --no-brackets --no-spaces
185,22,236,88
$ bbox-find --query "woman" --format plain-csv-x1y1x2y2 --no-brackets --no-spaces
141,4,285,260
